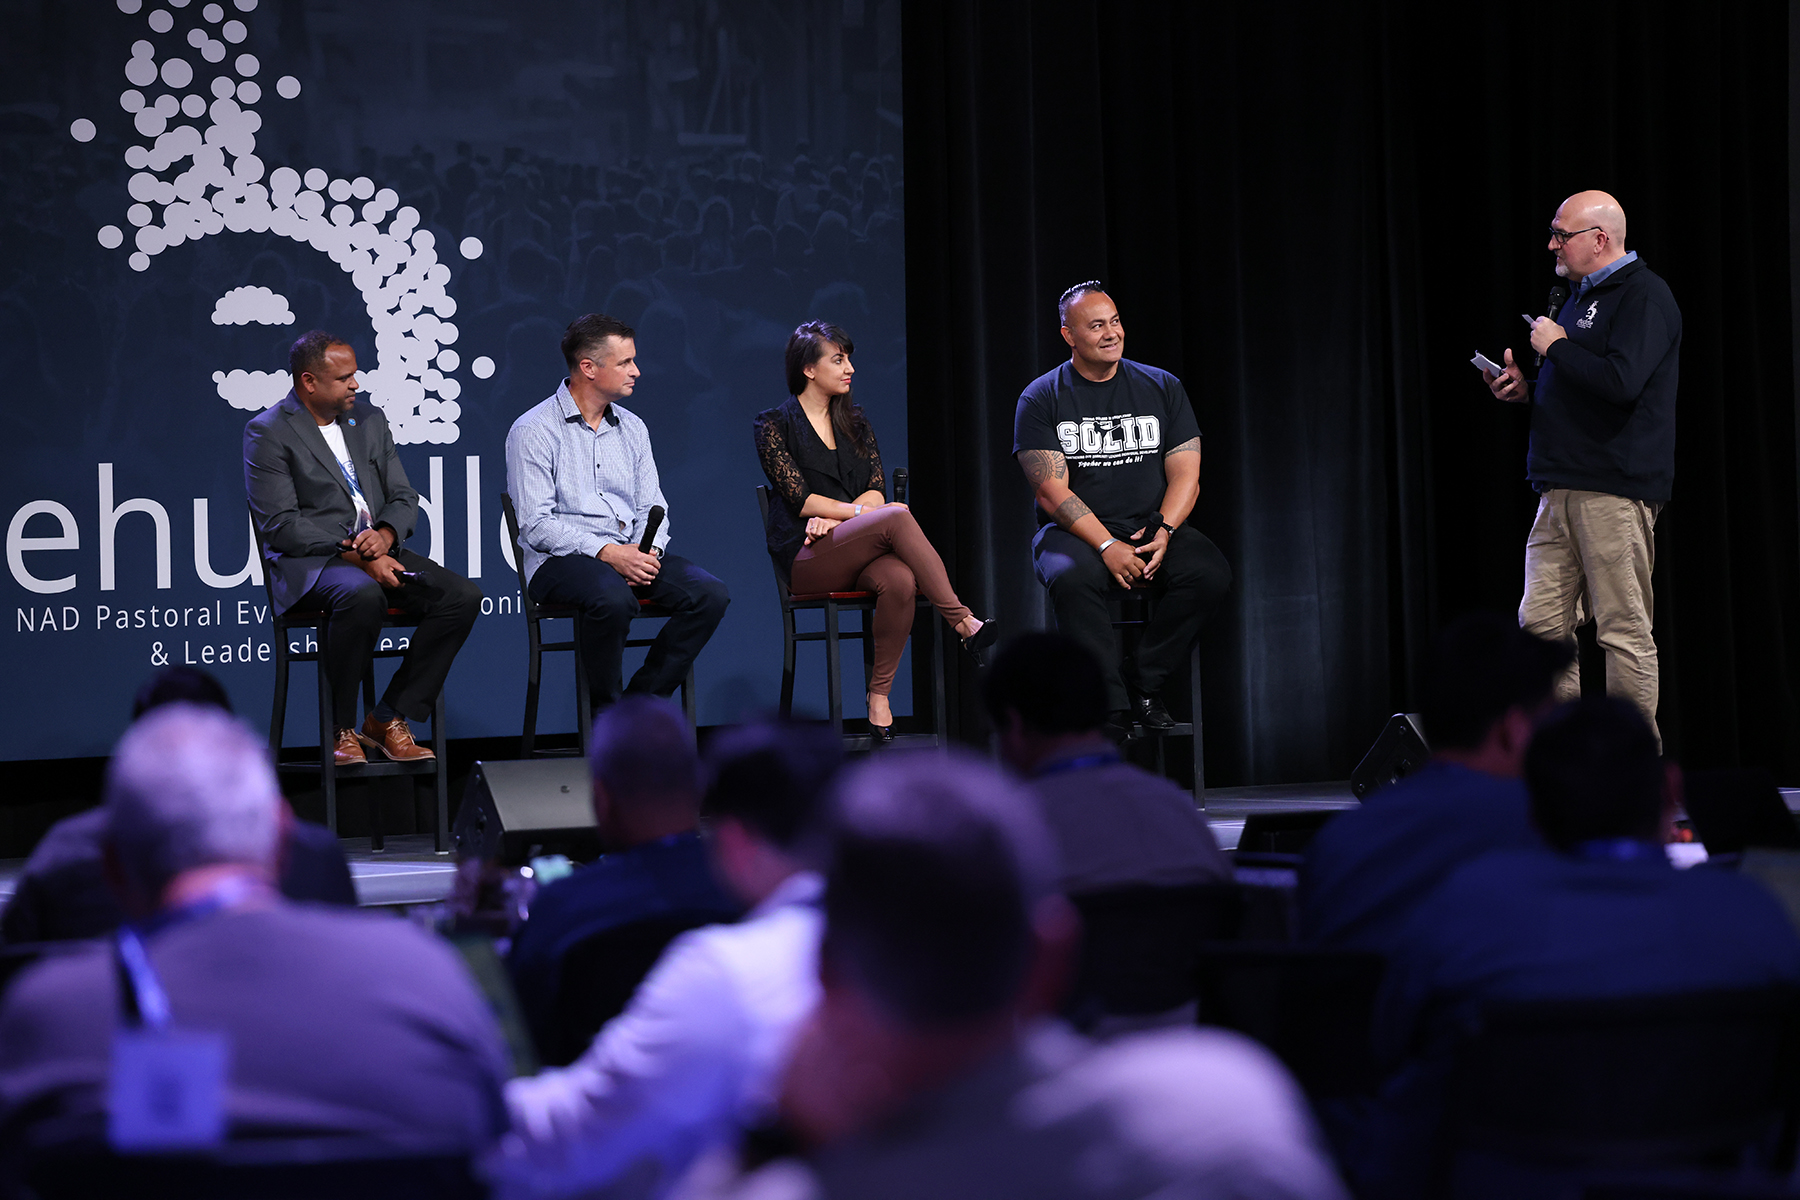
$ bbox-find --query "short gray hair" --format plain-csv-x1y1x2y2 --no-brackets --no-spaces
107,703,282,895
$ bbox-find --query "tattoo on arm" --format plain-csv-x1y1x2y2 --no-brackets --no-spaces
1053,494,1092,530
1164,437,1201,456
1017,449,1068,486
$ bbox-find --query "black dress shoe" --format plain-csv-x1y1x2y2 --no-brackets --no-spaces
868,723,898,747
1133,693,1176,731
960,618,1001,667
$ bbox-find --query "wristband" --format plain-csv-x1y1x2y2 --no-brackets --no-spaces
1160,522,1176,535
1097,537,1118,553
853,504,863,516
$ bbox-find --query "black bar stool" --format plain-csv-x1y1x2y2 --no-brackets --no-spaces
754,484,947,751
253,508,449,852
500,492,697,759
1107,588,1206,803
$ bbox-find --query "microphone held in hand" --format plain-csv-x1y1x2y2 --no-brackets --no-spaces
1538,284,1571,366
637,505,665,554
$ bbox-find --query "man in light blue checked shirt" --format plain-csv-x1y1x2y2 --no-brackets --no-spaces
505,313,729,711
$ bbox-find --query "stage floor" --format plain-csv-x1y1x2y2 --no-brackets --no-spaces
6,785,1798,912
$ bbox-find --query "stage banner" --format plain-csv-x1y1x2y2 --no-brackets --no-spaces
0,0,906,760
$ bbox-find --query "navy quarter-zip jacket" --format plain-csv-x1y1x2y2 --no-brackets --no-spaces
1529,256,1681,502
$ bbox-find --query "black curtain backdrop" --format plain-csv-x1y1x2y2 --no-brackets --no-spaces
904,0,1800,786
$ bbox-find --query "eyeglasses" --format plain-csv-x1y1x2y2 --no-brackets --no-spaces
1548,225,1601,246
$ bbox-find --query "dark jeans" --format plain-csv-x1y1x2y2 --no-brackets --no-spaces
529,552,730,706
296,547,482,730
1033,524,1232,712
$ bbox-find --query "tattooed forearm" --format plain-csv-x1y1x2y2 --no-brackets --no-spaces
1017,449,1068,486
1053,494,1092,530
1164,437,1201,456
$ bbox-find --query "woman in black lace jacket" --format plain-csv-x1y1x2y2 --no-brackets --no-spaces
754,321,996,741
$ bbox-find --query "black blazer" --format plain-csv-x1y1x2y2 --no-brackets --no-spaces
753,397,885,573
245,391,419,613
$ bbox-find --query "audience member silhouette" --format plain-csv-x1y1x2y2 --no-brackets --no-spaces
683,752,1347,1200
1355,696,1800,1199
0,667,354,945
1299,613,1572,956
983,632,1230,894
506,697,740,1066
497,718,842,1200
0,704,509,1151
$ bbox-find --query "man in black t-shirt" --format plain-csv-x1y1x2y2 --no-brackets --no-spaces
1013,282,1231,737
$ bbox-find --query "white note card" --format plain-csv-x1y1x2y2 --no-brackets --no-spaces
108,1028,230,1150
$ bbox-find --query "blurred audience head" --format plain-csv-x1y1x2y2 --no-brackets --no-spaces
981,632,1108,773
1525,696,1668,851
822,752,1068,1030
701,716,842,904
587,696,701,850
1422,612,1574,775
132,665,232,720
105,703,282,913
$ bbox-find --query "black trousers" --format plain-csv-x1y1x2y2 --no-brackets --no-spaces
528,552,730,707
1033,524,1232,712
297,548,483,730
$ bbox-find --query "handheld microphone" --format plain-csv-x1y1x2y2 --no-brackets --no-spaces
1538,283,1571,366
637,505,665,554
892,468,908,506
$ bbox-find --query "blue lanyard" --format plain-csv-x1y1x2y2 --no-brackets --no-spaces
1033,751,1122,780
114,878,267,1030
1570,837,1666,864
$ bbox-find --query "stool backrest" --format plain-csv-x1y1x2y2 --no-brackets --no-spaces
1064,883,1243,1027
1194,943,1387,1098
246,500,284,621
1446,986,1800,1168
499,492,546,621
544,910,730,1066
753,485,796,609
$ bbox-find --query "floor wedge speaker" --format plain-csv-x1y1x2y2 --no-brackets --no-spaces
453,759,600,864
1350,713,1430,800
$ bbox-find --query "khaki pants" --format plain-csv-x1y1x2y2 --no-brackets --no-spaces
1518,489,1662,747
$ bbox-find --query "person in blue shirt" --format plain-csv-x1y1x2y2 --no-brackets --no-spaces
1356,697,1800,1198
506,696,740,1066
1299,613,1573,956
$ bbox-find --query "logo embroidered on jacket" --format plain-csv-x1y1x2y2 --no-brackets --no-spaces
1577,300,1598,329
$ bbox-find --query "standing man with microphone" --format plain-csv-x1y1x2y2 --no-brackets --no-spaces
1483,191,1681,745
507,313,730,715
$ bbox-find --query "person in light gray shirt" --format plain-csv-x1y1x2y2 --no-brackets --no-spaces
0,705,510,1155
505,312,729,711
983,631,1230,895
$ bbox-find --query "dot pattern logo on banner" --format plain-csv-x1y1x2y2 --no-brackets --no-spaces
74,0,491,445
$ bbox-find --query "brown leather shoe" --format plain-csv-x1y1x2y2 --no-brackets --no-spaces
358,715,435,761
334,727,367,766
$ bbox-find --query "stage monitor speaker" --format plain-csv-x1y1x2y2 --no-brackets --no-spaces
453,759,600,865
1350,713,1429,800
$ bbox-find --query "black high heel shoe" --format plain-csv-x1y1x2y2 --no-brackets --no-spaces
960,617,1001,667
868,722,898,747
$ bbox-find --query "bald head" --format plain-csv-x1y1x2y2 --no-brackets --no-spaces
1550,191,1629,282
1561,191,1627,244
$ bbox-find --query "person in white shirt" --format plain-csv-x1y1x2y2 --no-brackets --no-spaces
492,718,842,1199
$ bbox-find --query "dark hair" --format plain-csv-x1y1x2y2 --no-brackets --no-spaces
702,717,842,851
823,753,1057,1028
588,695,699,811
1420,613,1574,751
980,633,1107,736
1057,280,1107,325
1525,696,1664,850
784,320,874,458
288,330,344,381
562,312,636,371
132,666,233,721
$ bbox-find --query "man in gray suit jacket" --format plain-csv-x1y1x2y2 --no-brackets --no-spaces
245,331,481,765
